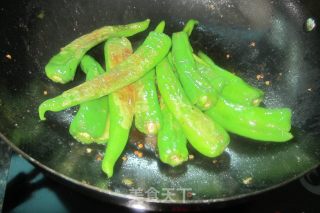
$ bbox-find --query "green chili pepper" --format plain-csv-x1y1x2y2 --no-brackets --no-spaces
167,52,174,68
102,37,134,178
156,58,230,158
154,20,165,33
195,53,264,107
45,19,150,84
68,55,109,144
134,21,164,135
172,31,218,110
39,31,171,120
197,51,264,106
134,71,162,135
193,54,225,93
206,98,293,142
183,19,199,36
157,98,188,167
95,116,110,143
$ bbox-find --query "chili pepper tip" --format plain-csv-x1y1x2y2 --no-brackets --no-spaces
38,102,48,120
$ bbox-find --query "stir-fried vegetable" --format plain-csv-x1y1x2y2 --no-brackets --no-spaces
38,19,293,178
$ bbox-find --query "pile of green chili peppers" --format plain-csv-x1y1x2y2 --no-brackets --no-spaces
38,19,293,178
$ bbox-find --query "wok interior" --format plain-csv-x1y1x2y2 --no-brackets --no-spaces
0,0,320,204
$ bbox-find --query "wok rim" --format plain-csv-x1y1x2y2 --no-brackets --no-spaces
1,131,319,208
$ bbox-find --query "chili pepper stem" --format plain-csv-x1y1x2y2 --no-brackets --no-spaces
183,19,199,36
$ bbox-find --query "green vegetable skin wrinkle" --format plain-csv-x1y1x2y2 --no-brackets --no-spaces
156,58,230,158
206,98,293,142
69,55,109,144
134,21,164,135
172,31,218,110
39,31,172,120
102,37,134,178
158,98,188,167
45,19,150,84
197,51,264,106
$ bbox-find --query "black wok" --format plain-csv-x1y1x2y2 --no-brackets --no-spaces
0,0,320,211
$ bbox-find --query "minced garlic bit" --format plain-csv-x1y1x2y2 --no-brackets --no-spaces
5,54,12,60
256,74,264,80
95,153,103,161
43,90,48,95
122,156,128,161
226,54,231,59
188,154,194,160
249,41,256,47
212,159,218,164
265,81,270,86
137,143,144,149
242,177,253,185
134,150,143,158
307,88,312,92
86,148,92,154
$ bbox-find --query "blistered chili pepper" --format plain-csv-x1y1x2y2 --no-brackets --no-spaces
206,98,293,142
197,51,264,106
39,30,171,120
172,31,218,110
156,58,230,158
46,19,150,84
157,97,188,167
69,55,109,144
102,37,134,178
133,21,165,135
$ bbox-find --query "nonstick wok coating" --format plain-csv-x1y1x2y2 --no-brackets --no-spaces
0,0,320,210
